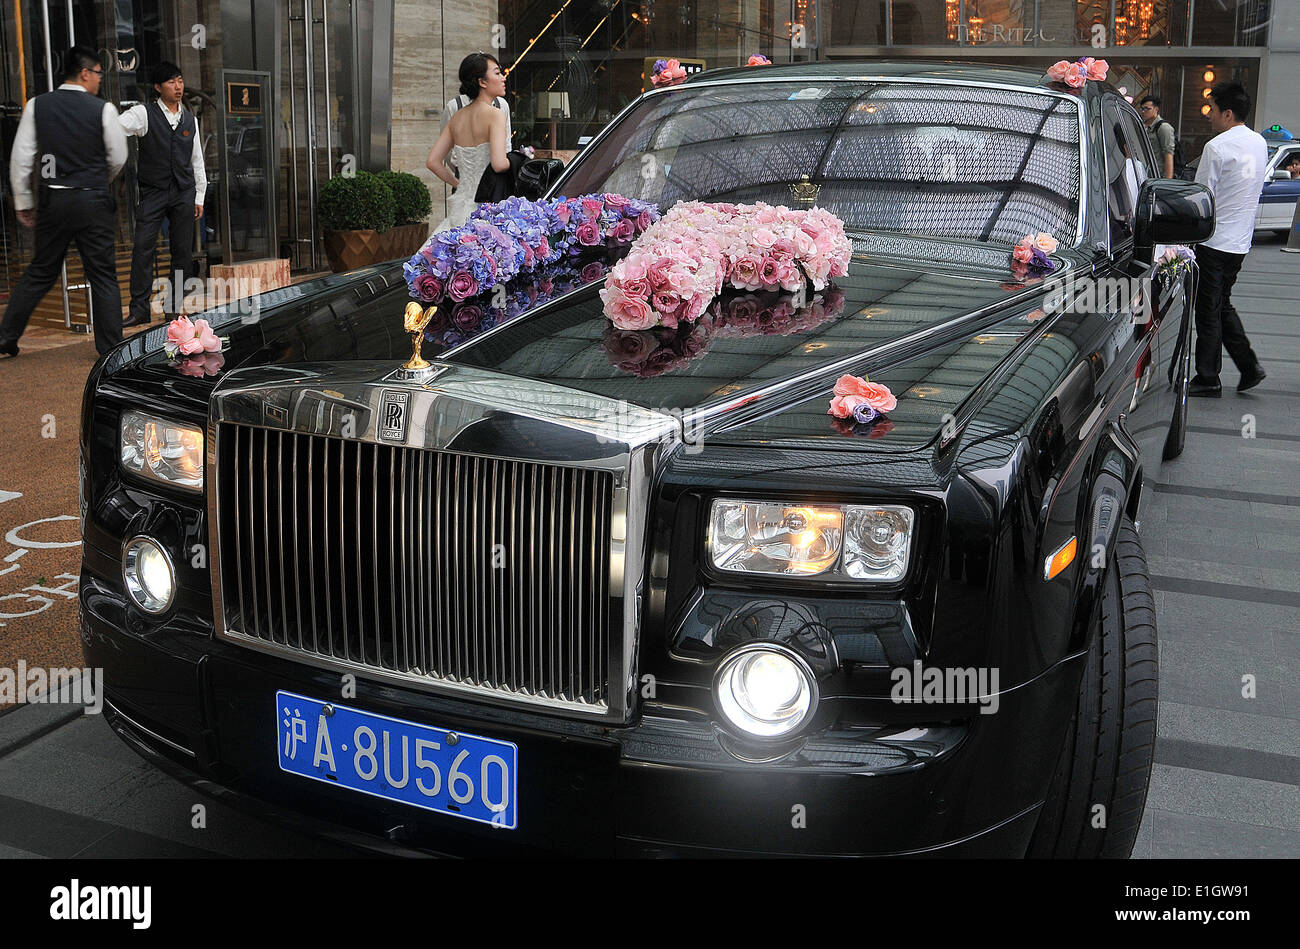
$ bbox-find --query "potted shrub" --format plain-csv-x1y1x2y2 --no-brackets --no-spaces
318,170,397,272
376,171,432,260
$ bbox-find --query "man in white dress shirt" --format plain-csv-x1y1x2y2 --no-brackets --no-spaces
1190,80,1268,396
0,47,127,357
118,61,207,328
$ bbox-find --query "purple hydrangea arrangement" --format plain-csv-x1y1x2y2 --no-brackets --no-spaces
405,194,660,306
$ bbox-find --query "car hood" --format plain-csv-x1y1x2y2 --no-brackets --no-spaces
97,238,1071,453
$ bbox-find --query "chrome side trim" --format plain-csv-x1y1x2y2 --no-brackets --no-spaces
104,699,196,758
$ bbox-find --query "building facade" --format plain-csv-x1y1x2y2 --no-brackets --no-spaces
398,0,1298,225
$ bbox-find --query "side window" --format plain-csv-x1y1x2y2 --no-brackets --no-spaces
1102,98,1139,249
1119,109,1154,187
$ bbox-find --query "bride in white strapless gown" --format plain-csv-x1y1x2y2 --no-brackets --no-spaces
434,143,492,231
425,54,512,233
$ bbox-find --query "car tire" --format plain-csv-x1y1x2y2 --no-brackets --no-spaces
1027,517,1158,858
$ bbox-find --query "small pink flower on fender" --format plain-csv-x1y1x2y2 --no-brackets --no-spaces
859,382,897,413
828,394,869,418
166,315,223,356
1012,240,1035,263
747,54,771,66
1032,232,1058,254
829,374,896,419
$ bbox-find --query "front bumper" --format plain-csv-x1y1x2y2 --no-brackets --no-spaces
82,571,1076,857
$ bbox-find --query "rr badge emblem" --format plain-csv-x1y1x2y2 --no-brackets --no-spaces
378,389,410,442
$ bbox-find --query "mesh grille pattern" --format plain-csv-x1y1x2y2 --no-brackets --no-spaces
566,80,1081,246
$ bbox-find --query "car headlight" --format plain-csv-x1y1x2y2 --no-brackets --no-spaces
120,410,204,491
714,643,817,739
122,536,177,613
708,499,914,582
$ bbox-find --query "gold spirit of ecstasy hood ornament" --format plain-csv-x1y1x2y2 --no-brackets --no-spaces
395,302,438,381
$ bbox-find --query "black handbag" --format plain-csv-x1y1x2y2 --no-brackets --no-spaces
515,158,565,200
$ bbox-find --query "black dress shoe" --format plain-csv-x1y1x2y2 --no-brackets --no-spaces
1237,366,1266,392
0,340,17,357
1188,380,1222,397
121,313,151,328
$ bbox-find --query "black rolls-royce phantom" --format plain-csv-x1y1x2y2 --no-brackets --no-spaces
79,62,1213,857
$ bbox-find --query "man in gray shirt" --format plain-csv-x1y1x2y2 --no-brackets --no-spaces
1139,96,1176,179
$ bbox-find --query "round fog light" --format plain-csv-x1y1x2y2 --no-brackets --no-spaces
123,536,176,613
714,644,816,739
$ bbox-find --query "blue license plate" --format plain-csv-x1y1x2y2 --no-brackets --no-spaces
276,691,518,830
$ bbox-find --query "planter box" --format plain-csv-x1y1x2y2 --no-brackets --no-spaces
323,224,431,273
323,228,387,273
383,222,431,261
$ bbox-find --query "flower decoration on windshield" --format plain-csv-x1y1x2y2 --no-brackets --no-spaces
828,373,897,428
747,54,771,66
1047,57,1108,90
404,194,659,307
601,201,851,330
651,59,687,87
1009,231,1058,281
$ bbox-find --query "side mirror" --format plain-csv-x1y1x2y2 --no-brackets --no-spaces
1134,178,1214,261
1273,168,1294,181
517,158,565,199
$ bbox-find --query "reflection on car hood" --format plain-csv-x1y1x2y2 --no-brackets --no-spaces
445,234,1062,426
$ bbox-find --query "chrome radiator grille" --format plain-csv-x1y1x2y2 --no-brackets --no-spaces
215,423,614,709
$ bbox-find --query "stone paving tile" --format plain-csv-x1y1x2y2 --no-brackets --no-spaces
1158,700,1300,757
1155,590,1294,650
1143,807,1300,858
1146,556,1266,587
1158,639,1288,718
1146,764,1300,834
1256,530,1300,553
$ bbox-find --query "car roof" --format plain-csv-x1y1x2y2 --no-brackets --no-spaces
685,59,1072,94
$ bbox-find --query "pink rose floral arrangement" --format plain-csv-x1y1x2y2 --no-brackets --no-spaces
650,59,687,87
164,315,224,357
1156,245,1195,282
600,201,851,330
827,373,897,427
1046,57,1108,90
1009,231,1058,281
747,54,771,66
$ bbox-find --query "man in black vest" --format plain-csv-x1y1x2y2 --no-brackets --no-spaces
0,46,128,357
119,61,206,327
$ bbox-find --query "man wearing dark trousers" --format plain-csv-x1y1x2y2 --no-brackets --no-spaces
0,47,128,358
1190,80,1268,396
119,61,206,328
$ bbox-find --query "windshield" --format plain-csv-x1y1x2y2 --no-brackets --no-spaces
558,79,1082,247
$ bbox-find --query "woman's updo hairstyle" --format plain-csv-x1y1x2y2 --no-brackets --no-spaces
458,52,500,100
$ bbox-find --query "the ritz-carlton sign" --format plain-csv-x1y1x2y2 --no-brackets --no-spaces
959,23,1112,46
